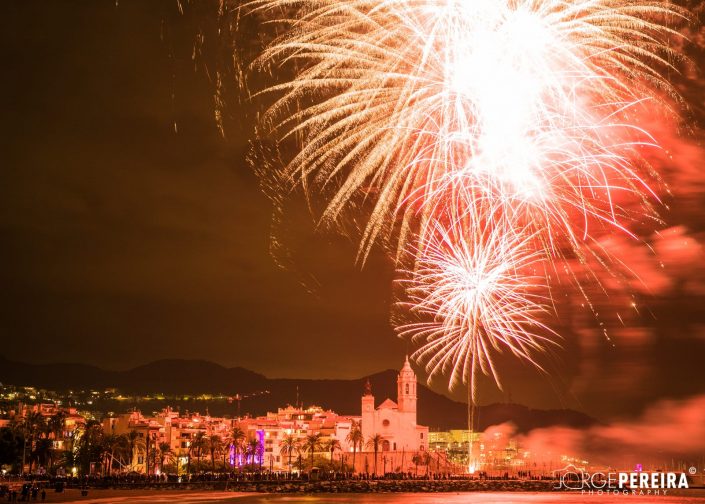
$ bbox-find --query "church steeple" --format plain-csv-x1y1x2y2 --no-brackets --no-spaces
361,377,375,416
364,378,373,396
397,356,417,415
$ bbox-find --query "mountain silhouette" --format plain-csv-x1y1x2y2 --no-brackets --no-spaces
0,356,595,432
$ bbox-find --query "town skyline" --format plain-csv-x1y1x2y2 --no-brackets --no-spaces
0,354,595,431
4,357,695,479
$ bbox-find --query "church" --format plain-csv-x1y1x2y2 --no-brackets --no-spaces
361,357,429,459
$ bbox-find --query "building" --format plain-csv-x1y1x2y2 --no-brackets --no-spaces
429,427,531,474
361,356,428,455
355,357,429,473
102,410,169,473
238,404,353,471
1,402,86,473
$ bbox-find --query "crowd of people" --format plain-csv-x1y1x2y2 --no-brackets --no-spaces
0,484,47,502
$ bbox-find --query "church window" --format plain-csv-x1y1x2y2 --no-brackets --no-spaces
405,384,409,394
383,419,390,427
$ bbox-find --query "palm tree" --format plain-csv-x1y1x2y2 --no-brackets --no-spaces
279,435,299,475
48,411,67,440
422,451,432,477
74,420,105,476
246,437,262,468
22,411,46,472
412,453,422,478
186,441,193,475
147,440,159,476
191,431,208,472
32,437,52,471
326,439,341,464
102,434,124,474
144,432,153,475
346,420,363,473
301,433,322,473
126,430,142,471
26,412,47,438
47,411,67,469
365,434,383,477
158,442,172,473
230,427,246,469
9,417,24,471
208,434,223,472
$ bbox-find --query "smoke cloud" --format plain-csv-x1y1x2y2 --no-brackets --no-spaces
485,393,705,469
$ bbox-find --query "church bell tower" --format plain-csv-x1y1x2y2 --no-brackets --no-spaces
361,378,375,413
361,378,375,441
397,356,417,415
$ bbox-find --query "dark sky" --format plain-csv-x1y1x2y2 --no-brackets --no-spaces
0,0,403,378
2,0,705,421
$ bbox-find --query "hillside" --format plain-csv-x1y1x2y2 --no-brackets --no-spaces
0,356,595,431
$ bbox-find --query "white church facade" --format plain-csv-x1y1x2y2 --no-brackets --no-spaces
360,357,429,458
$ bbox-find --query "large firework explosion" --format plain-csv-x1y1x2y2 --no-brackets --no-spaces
230,0,691,395
395,209,556,397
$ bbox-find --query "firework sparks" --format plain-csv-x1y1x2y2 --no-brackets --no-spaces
242,0,689,389
250,0,683,256
396,211,557,392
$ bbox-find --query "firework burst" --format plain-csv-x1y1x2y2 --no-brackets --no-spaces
396,211,557,393
250,0,684,258
241,0,689,390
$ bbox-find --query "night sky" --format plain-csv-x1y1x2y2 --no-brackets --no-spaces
3,0,705,422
